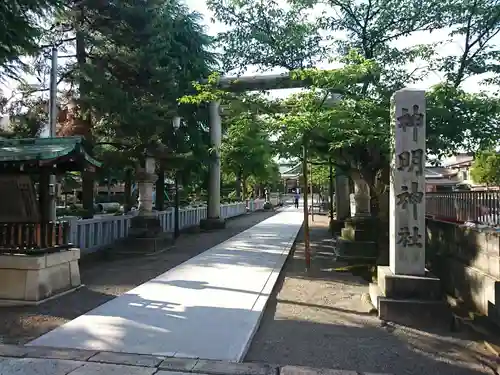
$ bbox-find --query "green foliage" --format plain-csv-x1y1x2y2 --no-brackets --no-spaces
221,113,272,177
80,0,215,148
437,0,500,87
470,150,500,186
21,0,217,189
206,0,324,72
310,164,332,187
271,58,390,171
218,94,280,196
426,84,500,157
1,96,48,138
209,0,500,163
0,0,62,80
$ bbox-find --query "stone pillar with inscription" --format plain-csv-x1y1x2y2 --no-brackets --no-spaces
369,89,448,327
390,91,426,275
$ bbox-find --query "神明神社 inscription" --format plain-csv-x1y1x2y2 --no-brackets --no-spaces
396,182,423,220
390,89,426,275
396,149,424,176
395,109,425,248
397,104,424,142
397,226,423,248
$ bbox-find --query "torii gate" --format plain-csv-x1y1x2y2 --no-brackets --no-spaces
200,72,312,230
200,72,350,266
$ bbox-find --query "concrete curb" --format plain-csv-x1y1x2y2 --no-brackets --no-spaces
0,344,391,375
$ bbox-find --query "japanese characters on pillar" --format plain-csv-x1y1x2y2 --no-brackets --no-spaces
389,89,426,276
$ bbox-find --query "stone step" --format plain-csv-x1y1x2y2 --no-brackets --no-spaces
369,282,450,328
334,238,377,260
0,344,393,375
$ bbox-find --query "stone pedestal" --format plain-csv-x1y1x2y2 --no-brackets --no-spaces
335,217,377,261
369,88,448,326
130,157,159,232
329,219,344,235
369,267,449,327
0,249,81,306
126,156,173,253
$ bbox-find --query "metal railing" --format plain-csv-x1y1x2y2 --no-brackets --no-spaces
426,191,500,225
0,221,71,254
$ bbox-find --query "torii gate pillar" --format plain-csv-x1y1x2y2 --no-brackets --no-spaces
200,101,226,229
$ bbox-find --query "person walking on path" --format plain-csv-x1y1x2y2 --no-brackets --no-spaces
294,191,300,209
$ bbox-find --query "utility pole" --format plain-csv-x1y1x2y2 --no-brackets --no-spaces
302,135,311,269
48,46,58,221
174,171,180,239
310,162,314,222
329,158,334,224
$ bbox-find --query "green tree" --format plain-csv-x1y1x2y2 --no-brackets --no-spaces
221,112,274,198
207,0,324,72
470,150,500,186
0,0,63,80
13,0,216,214
426,84,500,158
437,0,500,88
0,96,48,138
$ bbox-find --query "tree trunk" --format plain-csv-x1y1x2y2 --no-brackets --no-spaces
124,169,132,213
76,3,95,217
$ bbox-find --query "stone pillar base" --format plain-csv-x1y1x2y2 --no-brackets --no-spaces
200,218,226,230
329,219,345,235
120,215,173,255
369,266,450,327
129,215,162,238
0,249,81,306
334,238,377,262
334,217,378,261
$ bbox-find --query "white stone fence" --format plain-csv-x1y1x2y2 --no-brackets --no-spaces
67,199,265,253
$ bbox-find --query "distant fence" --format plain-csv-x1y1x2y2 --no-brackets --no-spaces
68,199,265,253
426,191,500,226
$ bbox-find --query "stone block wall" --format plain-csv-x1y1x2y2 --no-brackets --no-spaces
0,249,81,305
426,218,500,325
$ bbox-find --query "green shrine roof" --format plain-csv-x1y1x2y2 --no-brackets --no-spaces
281,162,302,177
0,136,102,167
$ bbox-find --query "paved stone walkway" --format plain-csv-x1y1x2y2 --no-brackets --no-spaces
27,209,303,362
0,343,392,374
246,215,498,375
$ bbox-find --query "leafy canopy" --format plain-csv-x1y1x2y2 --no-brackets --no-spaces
470,150,500,186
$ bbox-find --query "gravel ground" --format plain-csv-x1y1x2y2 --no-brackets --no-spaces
245,215,497,375
0,210,276,345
